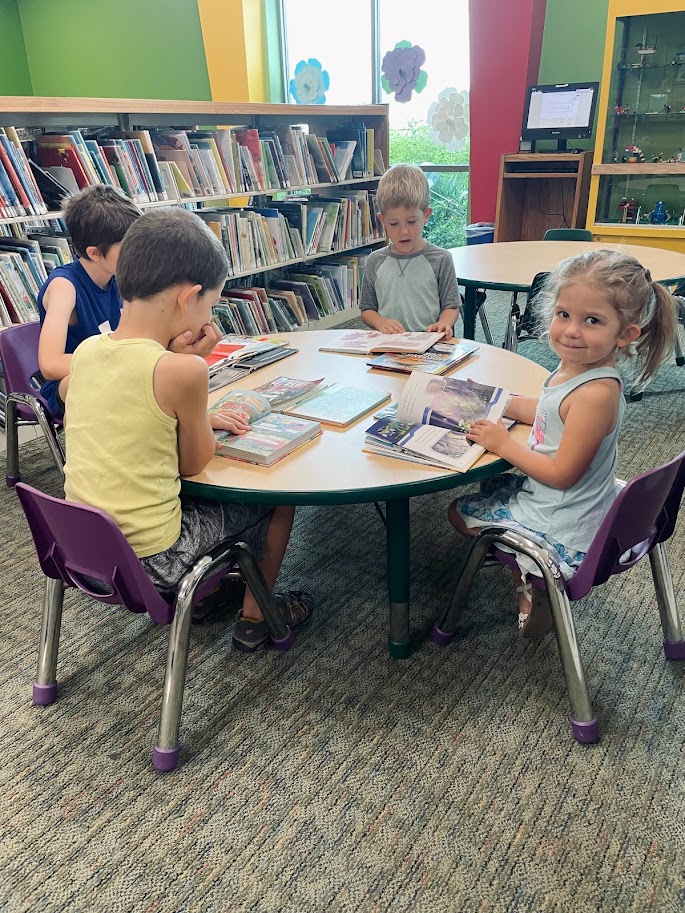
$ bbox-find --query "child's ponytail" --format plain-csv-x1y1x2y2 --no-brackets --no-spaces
633,278,678,388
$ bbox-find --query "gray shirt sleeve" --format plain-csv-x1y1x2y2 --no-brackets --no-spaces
424,245,461,314
359,250,385,313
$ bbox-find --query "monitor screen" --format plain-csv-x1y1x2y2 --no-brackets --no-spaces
521,82,599,142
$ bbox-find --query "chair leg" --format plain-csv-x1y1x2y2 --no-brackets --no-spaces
504,300,520,353
432,532,494,643
33,577,65,705
5,398,21,487
34,411,66,482
232,544,293,649
649,543,685,660
477,305,494,346
153,582,195,772
674,332,685,367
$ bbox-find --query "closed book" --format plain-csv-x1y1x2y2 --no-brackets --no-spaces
284,383,391,427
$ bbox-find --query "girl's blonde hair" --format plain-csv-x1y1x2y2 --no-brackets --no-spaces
534,249,677,387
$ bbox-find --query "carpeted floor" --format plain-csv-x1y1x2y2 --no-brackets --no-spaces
1,292,684,913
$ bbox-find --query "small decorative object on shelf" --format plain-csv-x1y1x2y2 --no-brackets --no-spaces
635,41,656,66
648,200,671,224
617,197,639,222
615,105,630,115
622,144,645,163
674,50,685,65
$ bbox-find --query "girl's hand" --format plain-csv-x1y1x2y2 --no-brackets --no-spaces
376,318,406,334
426,321,454,339
169,322,223,357
465,418,510,455
209,406,251,436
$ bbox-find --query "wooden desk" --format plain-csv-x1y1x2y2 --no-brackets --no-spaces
182,331,548,657
451,240,685,338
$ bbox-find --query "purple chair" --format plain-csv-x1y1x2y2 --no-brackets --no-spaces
15,482,294,772
0,321,65,486
433,450,685,743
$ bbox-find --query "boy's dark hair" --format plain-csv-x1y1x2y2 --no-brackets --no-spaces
63,185,141,259
116,208,229,302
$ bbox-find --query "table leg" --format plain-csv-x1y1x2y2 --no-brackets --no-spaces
462,286,477,340
386,498,410,659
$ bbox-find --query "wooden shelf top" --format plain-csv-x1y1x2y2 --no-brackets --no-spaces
0,96,388,119
592,163,685,175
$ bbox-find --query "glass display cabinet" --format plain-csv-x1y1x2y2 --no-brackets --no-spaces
587,0,685,251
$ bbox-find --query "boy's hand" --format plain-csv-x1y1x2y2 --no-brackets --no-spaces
465,418,510,455
209,406,251,437
426,321,454,339
375,318,406,334
169,322,223,357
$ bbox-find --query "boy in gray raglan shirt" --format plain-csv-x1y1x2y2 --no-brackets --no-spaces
360,164,461,336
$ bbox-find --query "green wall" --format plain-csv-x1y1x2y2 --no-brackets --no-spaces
537,0,609,149
0,0,32,94
17,0,212,100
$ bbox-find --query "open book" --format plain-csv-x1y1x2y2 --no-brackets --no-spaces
367,340,478,376
211,388,321,466
319,330,445,355
364,374,510,472
205,335,299,392
248,375,391,427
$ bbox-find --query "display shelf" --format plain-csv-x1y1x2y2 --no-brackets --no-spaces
587,0,685,251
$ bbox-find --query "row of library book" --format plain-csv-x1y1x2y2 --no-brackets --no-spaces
0,122,382,218
0,228,373,330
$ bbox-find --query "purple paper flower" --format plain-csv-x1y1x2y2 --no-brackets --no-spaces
381,42,427,103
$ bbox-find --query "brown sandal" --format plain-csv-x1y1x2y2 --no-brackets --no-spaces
232,590,313,652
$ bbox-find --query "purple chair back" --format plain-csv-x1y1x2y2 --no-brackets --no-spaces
0,321,56,423
566,451,685,600
15,483,174,625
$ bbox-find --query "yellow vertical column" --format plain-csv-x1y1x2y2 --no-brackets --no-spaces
196,0,266,103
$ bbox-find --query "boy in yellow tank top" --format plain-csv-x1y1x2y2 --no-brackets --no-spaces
64,208,312,651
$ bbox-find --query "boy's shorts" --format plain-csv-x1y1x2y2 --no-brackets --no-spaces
40,379,65,420
141,497,271,595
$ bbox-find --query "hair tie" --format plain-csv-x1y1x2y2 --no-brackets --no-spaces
644,268,653,285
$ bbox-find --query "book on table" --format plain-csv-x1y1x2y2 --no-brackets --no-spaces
210,389,321,466
251,375,391,427
205,335,299,392
363,373,511,473
319,330,445,355
367,340,479,376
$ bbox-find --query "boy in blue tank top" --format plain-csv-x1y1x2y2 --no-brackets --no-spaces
37,185,142,418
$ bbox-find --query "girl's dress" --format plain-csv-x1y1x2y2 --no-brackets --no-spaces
452,366,624,580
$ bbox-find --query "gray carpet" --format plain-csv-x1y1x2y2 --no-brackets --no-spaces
1,292,685,913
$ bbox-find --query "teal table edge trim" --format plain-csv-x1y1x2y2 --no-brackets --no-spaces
181,458,513,506
459,278,531,293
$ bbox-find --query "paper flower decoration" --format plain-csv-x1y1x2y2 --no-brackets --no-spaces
428,87,470,151
289,58,330,105
381,41,427,103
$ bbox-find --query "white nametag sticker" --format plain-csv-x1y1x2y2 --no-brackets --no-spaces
98,321,112,334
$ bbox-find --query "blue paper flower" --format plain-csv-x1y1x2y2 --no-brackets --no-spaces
289,58,330,105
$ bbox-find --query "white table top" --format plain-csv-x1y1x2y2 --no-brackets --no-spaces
450,240,685,290
182,330,549,504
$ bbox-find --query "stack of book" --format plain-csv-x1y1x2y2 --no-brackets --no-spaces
0,236,55,326
212,250,375,335
0,121,380,212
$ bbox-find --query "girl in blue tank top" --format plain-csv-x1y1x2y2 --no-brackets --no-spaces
449,250,677,636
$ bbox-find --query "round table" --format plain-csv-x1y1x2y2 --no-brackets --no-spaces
182,330,549,657
451,240,685,338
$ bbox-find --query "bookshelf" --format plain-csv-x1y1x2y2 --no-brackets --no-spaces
0,97,389,426
0,96,389,329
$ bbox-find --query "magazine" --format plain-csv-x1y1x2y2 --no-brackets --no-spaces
363,374,511,472
210,388,321,466
319,329,445,355
367,340,479,376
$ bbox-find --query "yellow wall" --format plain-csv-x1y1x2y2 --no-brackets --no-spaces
197,0,266,102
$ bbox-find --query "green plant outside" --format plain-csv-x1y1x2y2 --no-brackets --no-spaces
389,121,469,249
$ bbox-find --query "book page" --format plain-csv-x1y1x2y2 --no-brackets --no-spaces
396,373,509,432
210,389,272,425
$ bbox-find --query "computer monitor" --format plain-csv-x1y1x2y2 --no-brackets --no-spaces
521,82,599,152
